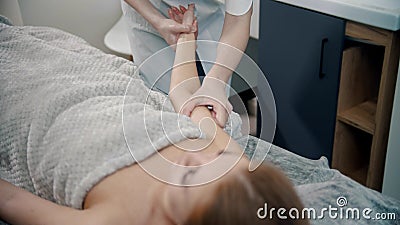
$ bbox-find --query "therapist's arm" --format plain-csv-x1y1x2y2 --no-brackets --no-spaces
206,7,252,83
123,0,192,46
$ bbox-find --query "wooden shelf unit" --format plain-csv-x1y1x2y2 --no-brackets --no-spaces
338,99,377,135
332,22,400,191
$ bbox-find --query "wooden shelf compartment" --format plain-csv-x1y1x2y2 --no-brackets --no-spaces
336,44,383,112
335,42,383,134
337,99,376,135
332,121,372,186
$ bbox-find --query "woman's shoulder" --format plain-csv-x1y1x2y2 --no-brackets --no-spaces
83,164,161,225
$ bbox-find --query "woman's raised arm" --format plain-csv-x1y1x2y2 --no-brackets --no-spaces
168,4,200,113
167,4,245,154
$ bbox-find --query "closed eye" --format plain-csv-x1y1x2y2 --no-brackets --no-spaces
181,168,198,185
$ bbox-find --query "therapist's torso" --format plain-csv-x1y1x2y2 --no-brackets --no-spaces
122,0,252,93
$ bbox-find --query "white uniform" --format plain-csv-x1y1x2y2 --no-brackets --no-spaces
121,0,252,93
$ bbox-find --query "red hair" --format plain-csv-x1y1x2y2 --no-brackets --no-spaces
184,163,309,225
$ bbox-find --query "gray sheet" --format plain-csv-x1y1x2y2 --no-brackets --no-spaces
0,16,399,225
238,136,400,224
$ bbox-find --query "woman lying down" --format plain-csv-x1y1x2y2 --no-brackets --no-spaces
0,9,306,225
0,7,399,225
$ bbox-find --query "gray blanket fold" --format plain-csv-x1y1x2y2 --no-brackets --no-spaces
0,20,205,209
1,17,399,225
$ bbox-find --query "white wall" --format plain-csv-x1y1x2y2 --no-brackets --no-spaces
250,0,259,39
0,0,23,25
17,0,122,54
382,59,400,200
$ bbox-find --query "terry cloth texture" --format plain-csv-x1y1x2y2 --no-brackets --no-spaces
0,20,206,209
0,17,243,213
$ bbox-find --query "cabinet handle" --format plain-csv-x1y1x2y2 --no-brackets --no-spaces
319,38,328,79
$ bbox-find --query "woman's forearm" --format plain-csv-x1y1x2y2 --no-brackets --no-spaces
169,32,200,112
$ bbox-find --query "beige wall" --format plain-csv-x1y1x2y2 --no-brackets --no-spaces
0,0,24,25
17,0,122,54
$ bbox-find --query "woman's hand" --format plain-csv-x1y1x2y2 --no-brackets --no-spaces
181,77,233,127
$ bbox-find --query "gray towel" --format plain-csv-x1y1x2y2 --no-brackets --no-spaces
0,21,205,209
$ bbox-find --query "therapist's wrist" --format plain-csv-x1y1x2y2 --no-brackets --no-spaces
152,17,169,31
202,76,228,90
206,69,232,84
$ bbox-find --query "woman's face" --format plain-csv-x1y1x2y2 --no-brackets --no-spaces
159,151,249,224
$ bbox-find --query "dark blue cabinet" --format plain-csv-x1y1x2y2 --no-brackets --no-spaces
257,0,345,163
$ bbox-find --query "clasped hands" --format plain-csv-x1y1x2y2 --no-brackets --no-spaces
167,4,233,127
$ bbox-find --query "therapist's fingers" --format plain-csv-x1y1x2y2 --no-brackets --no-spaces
213,103,229,127
181,97,210,116
181,98,228,127
179,5,187,14
181,99,197,117
158,19,191,49
171,6,183,23
168,9,175,21
172,6,181,15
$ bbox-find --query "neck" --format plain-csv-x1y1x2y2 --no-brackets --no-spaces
138,182,168,225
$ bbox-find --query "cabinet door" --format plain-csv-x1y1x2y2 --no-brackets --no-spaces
258,0,345,162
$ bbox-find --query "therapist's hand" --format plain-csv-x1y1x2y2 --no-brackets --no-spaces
156,19,192,48
181,77,233,127
168,4,198,38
